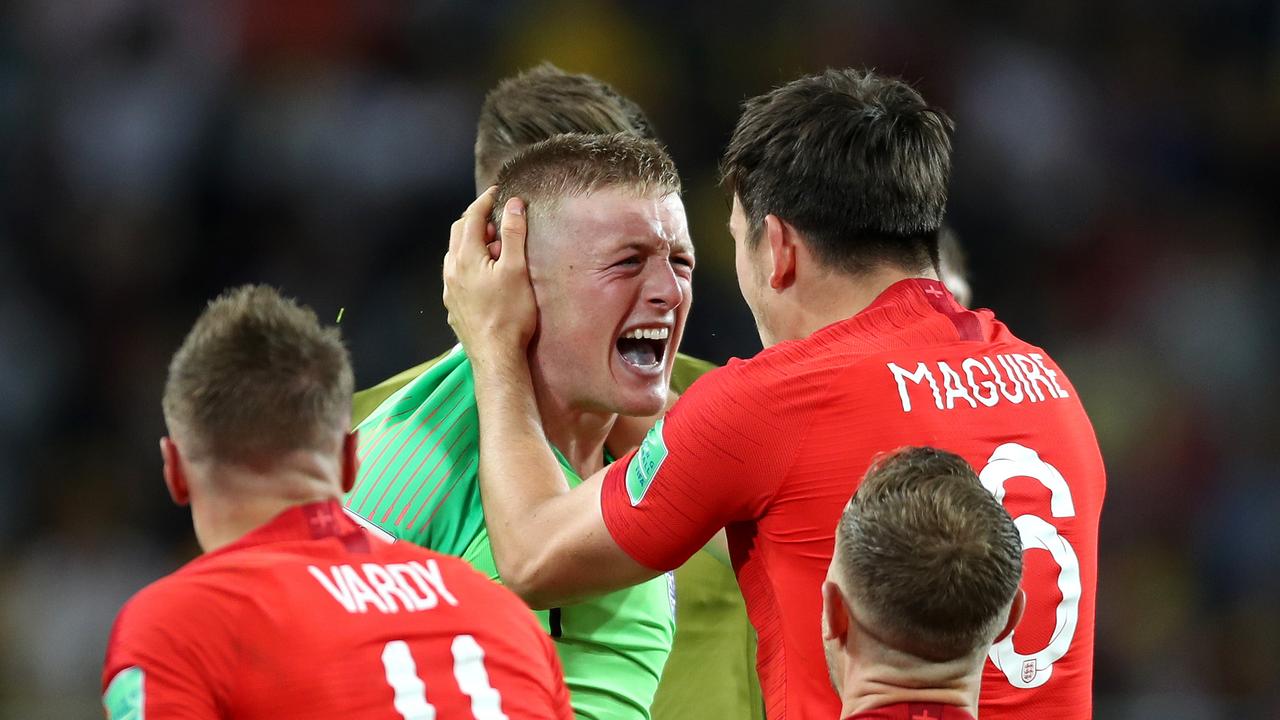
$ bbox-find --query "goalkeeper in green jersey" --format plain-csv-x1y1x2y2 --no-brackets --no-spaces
346,65,760,720
351,131,689,719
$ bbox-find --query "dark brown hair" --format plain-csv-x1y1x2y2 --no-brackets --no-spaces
835,446,1022,661
474,63,655,191
722,68,954,275
492,132,680,228
162,285,353,463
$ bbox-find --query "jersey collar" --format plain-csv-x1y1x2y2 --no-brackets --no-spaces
862,277,954,315
802,277,956,343
209,499,364,557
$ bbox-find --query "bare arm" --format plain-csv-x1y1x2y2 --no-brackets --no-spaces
443,191,662,608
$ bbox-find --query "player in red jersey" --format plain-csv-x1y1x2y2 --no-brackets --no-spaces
822,447,1024,720
102,285,571,720
443,68,1104,720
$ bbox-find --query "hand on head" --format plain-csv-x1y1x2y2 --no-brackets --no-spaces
442,187,539,357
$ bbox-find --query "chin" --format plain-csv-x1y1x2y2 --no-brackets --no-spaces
614,389,666,418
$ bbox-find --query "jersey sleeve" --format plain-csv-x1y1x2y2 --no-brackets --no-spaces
102,584,228,719
600,359,803,571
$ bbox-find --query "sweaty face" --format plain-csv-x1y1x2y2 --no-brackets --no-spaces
730,195,776,347
526,188,693,417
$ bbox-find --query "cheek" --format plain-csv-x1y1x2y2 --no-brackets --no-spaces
543,283,627,348
677,279,694,316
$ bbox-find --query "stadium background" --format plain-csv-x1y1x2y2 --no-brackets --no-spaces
0,1,1276,717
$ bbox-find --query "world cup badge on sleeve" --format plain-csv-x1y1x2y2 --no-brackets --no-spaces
626,418,669,506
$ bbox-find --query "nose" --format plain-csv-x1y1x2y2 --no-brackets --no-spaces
645,261,684,310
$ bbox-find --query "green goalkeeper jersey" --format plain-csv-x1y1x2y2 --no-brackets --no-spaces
345,345,676,720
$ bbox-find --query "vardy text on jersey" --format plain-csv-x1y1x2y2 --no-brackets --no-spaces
307,559,459,614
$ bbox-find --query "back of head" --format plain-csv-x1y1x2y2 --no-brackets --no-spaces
162,285,354,465
474,62,656,191
722,68,954,275
835,447,1022,662
492,132,680,229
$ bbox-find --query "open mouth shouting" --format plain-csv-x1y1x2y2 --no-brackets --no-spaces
615,325,671,376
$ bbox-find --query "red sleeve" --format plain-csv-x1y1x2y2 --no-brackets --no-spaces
102,582,228,719
600,359,804,571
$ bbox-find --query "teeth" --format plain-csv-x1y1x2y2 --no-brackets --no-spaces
623,327,669,340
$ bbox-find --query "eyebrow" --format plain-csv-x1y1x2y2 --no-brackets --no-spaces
612,239,694,255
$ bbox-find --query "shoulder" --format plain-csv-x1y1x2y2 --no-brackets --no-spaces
350,347,479,487
355,346,471,430
353,365,427,426
348,350,483,547
103,562,242,713
676,336,845,419
108,562,230,653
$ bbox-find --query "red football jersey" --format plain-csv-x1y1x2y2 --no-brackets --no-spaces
602,279,1104,720
845,702,976,720
102,500,572,719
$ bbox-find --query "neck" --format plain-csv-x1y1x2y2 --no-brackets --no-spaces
837,646,981,718
531,381,614,478
189,452,343,552
780,264,939,344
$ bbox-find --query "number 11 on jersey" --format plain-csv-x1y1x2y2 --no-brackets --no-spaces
382,636,509,719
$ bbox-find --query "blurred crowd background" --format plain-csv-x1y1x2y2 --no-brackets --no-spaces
0,1,1276,717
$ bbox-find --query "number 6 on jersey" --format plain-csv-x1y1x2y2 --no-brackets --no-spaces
978,443,1082,689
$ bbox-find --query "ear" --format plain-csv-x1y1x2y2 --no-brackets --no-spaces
995,587,1027,643
821,580,850,644
341,431,360,494
160,437,190,507
762,214,798,291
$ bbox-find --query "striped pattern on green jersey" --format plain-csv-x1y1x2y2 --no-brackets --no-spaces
346,345,483,555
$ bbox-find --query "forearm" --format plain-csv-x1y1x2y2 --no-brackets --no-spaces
470,351,575,601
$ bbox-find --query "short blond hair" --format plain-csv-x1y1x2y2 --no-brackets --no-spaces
162,285,353,463
492,132,680,230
